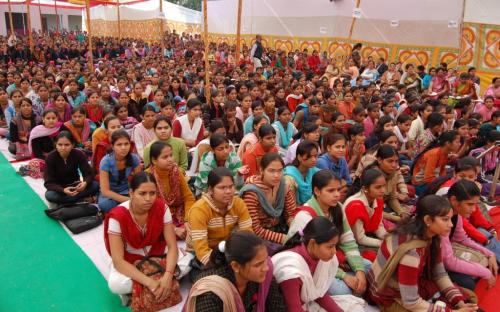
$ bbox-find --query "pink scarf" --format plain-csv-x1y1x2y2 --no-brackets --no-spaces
28,123,61,155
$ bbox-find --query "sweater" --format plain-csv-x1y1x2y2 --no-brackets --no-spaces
316,153,352,186
242,142,279,180
44,149,94,193
412,147,449,185
241,176,296,244
186,195,253,265
367,233,464,312
441,214,493,280
142,136,188,170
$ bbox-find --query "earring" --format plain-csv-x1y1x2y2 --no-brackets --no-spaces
426,223,430,227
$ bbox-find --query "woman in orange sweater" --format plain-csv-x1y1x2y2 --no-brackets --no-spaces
412,130,461,196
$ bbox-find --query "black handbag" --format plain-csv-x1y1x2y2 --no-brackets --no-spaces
64,215,103,234
45,202,103,234
45,202,100,221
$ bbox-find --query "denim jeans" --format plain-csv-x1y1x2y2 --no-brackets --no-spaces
478,228,500,265
98,190,129,212
329,258,372,295
45,181,99,205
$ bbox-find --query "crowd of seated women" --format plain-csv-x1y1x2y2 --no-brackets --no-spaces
1,30,500,311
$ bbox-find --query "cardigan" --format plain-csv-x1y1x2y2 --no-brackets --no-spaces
412,147,449,185
441,214,493,280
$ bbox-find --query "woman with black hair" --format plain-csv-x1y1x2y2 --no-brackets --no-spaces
364,115,394,150
272,217,347,311
412,130,462,196
146,141,195,239
284,140,321,205
367,195,476,311
415,112,444,154
442,180,497,291
241,153,296,246
104,172,179,304
44,131,99,205
98,129,142,212
242,124,278,179
284,120,322,165
344,168,387,261
187,167,253,276
184,232,286,311
195,134,246,196
289,170,369,296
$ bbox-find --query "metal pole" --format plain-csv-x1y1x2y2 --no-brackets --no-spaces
7,0,15,36
348,0,361,40
203,0,211,101
37,0,43,33
85,0,94,72
55,0,60,32
117,0,121,40
235,0,242,66
27,0,34,51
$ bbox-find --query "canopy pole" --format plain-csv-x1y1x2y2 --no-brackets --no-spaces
348,0,361,40
203,0,211,102
27,0,33,52
7,0,15,37
235,0,242,67
117,0,121,40
456,0,467,70
37,0,43,33
85,0,94,72
159,0,164,47
55,0,60,33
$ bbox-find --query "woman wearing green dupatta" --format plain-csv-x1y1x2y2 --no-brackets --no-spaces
288,169,369,296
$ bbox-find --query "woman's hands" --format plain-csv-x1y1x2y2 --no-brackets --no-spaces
343,271,367,295
146,273,174,300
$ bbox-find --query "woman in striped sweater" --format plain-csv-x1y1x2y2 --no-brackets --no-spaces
241,153,296,247
367,195,477,312
288,169,369,296
187,167,253,280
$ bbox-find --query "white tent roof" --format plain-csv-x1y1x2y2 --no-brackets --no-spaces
88,0,201,23
206,0,498,48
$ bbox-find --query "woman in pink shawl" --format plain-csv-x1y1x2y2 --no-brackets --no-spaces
60,107,96,155
28,109,61,160
46,93,72,122
428,67,449,100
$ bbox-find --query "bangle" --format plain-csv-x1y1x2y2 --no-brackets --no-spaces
165,269,174,276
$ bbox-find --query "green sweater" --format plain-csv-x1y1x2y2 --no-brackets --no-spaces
142,136,189,170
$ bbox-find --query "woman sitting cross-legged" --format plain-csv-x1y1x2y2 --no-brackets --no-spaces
98,130,142,212
344,168,387,262
104,172,179,303
60,106,96,155
28,109,61,160
92,116,124,176
288,170,370,296
44,131,99,205
367,195,478,312
184,232,286,312
186,167,253,280
146,141,195,240
240,153,296,248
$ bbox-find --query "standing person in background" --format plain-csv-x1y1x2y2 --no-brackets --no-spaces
250,35,264,70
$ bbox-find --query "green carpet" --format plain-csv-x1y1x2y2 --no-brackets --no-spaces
0,154,127,312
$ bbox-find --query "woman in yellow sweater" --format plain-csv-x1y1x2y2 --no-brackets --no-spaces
186,167,253,280
146,141,195,239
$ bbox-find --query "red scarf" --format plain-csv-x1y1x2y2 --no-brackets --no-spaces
104,198,167,263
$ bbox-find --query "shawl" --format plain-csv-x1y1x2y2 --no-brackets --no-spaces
272,246,338,311
28,123,61,155
273,121,294,149
182,275,245,312
83,103,103,124
103,198,167,263
150,165,183,209
13,114,39,142
46,102,72,122
237,133,258,159
63,119,91,144
284,165,320,205
239,176,286,219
